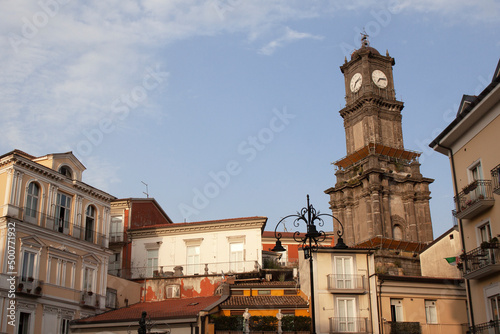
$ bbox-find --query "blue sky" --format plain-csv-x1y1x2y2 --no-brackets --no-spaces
1,0,499,238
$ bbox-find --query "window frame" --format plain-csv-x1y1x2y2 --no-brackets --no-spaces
25,182,40,219
84,205,96,242
55,192,72,233
425,300,438,324
390,299,404,322
334,256,354,289
229,242,245,273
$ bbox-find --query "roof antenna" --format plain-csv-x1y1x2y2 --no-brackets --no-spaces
141,181,149,198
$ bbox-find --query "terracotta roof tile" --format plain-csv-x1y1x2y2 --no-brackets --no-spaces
221,296,308,308
74,296,222,324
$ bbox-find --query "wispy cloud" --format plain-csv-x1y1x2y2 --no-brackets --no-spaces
258,27,324,56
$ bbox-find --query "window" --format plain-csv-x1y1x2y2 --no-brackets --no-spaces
58,165,72,178
25,182,40,218
147,249,159,277
277,245,288,265
21,251,37,282
109,252,121,275
230,243,244,272
106,288,117,308
85,205,95,242
55,193,72,233
335,256,353,289
337,298,356,332
186,245,200,275
258,290,271,295
390,299,404,322
18,312,31,334
60,318,70,334
393,224,403,240
110,216,124,242
166,285,180,299
83,267,95,293
490,295,500,321
479,222,493,243
425,300,437,324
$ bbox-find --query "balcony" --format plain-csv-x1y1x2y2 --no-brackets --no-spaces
109,232,127,245
15,277,43,297
80,291,102,309
459,242,500,279
327,274,368,294
383,322,421,334
329,317,371,333
3,205,108,247
471,320,500,334
454,180,495,220
492,164,500,195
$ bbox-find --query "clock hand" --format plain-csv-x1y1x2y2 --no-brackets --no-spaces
377,77,387,82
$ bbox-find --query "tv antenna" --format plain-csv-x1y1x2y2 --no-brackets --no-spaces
141,181,149,198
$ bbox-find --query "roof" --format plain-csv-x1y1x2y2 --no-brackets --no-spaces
73,296,222,324
129,216,267,231
221,296,308,309
355,237,428,253
334,143,420,169
421,226,458,252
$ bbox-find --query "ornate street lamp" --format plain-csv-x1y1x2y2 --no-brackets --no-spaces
272,195,347,334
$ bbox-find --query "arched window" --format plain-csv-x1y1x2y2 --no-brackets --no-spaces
85,206,96,243
58,165,73,179
26,182,40,218
393,224,403,240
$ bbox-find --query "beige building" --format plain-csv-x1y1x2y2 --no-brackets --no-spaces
299,246,468,334
377,275,468,334
0,150,115,334
430,58,500,332
420,227,462,279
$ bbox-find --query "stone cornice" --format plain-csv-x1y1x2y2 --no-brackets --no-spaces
128,219,266,239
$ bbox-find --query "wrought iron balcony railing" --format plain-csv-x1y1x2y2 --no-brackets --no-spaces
329,317,370,333
327,274,367,293
80,291,103,309
470,320,500,334
3,205,108,247
459,242,500,279
454,180,495,220
492,164,500,195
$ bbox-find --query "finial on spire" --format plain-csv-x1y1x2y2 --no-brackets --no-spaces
360,29,369,48
386,49,390,57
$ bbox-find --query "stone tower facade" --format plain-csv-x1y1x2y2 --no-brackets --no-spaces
325,37,434,246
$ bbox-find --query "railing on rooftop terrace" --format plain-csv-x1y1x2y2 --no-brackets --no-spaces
109,260,261,279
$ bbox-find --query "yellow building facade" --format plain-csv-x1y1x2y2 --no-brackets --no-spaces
0,150,114,334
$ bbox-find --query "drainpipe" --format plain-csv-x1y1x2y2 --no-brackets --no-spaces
435,143,475,330
366,253,375,334
377,277,384,334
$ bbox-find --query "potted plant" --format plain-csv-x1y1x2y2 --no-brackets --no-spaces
481,241,490,249
17,283,23,291
27,277,34,282
35,286,42,295
87,291,93,296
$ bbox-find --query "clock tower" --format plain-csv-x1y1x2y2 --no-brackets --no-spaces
326,36,434,247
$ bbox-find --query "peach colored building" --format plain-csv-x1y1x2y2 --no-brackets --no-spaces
0,150,115,334
431,58,500,333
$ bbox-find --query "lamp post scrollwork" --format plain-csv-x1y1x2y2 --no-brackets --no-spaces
272,195,347,334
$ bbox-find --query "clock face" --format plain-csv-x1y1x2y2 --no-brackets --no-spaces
372,70,388,88
350,73,362,93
